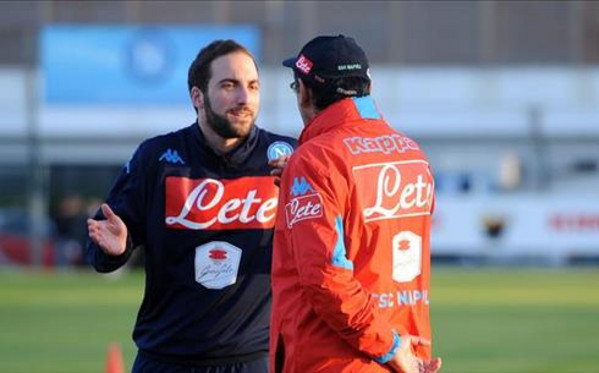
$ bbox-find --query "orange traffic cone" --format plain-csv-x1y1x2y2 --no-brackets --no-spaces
105,342,125,373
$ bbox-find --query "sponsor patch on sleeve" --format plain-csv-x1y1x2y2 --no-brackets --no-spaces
285,176,323,228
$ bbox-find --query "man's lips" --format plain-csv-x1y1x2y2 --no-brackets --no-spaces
228,109,254,118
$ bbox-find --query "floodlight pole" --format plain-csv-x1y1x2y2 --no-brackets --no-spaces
24,29,46,268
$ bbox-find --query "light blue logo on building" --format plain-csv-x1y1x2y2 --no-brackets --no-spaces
42,25,260,104
126,29,173,84
267,141,294,161
159,149,185,165
291,176,315,197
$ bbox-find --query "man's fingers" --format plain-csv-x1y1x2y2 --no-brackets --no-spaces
87,219,100,236
410,336,431,347
270,155,290,164
101,203,115,220
423,357,442,373
268,155,290,169
87,224,101,244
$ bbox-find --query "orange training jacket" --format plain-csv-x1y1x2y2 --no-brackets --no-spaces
270,96,435,373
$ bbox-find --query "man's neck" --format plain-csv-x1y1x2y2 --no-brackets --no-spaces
197,120,243,155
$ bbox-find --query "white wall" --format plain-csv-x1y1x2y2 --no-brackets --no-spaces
2,66,599,139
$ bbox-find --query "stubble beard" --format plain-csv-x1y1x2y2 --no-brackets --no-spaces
204,95,255,140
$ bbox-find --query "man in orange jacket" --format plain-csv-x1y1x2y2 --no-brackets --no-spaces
270,35,442,373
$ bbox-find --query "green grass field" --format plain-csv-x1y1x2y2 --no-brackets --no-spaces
0,268,598,373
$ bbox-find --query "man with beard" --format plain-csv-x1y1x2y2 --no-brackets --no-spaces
87,40,296,373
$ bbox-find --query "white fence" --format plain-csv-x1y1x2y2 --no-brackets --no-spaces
433,195,599,260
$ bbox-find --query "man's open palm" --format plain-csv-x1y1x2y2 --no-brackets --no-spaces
87,203,128,256
388,335,442,373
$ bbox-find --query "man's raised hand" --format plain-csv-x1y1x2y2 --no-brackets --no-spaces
87,203,128,256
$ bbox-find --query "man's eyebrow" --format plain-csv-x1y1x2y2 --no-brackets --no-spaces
217,78,239,85
216,78,260,85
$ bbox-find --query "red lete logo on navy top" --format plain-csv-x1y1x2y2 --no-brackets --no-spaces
165,176,278,230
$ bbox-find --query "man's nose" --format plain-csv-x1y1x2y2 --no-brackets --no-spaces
237,85,250,104
236,85,254,105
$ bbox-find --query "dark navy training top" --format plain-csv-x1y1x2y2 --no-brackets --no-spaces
87,123,296,365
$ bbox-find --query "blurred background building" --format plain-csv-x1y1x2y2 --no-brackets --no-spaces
0,0,598,267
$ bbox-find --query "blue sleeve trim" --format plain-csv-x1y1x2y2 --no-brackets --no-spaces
352,96,381,120
374,331,401,364
331,216,354,270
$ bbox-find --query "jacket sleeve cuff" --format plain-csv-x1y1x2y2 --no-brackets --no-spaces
374,330,401,364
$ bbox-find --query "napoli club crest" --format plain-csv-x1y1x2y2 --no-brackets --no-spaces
267,141,294,162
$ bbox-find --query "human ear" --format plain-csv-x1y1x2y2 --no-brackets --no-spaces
298,80,311,109
191,86,205,111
